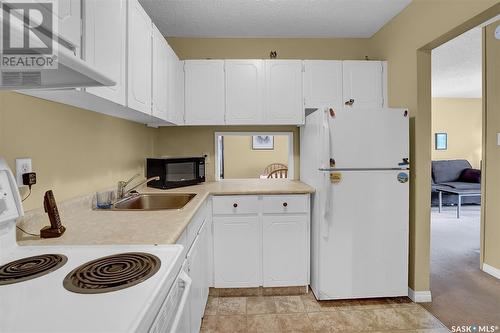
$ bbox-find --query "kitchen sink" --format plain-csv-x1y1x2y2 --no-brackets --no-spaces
112,193,196,210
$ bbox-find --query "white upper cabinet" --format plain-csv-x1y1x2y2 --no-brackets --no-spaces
152,25,168,120
185,60,225,125
342,61,384,109
166,48,185,124
57,0,81,54
127,0,152,114
84,0,126,105
40,0,81,55
225,60,264,124
304,60,343,109
265,60,304,125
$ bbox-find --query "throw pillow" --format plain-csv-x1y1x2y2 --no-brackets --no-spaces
459,168,481,183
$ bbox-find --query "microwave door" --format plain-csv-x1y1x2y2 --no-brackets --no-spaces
166,162,197,183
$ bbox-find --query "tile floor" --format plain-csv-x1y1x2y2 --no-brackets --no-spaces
200,293,449,332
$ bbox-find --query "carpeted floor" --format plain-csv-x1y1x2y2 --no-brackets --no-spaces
421,205,500,330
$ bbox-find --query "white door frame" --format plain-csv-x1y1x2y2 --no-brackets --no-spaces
214,132,294,181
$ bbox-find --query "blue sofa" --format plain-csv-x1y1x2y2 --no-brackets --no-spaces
431,159,481,206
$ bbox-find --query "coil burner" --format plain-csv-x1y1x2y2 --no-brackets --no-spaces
0,254,68,285
63,252,161,294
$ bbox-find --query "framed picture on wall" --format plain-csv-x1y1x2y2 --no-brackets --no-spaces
435,133,448,150
252,135,274,150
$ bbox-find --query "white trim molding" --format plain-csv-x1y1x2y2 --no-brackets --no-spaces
482,263,500,279
408,287,432,303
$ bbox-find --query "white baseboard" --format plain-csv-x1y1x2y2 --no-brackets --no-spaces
482,263,500,279
408,287,432,303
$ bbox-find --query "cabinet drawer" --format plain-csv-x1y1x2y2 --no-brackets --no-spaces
212,195,259,215
187,201,207,248
262,195,308,214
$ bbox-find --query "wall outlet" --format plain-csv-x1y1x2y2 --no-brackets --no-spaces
15,158,32,187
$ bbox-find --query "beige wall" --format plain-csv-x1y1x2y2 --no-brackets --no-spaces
482,20,500,271
223,135,289,179
368,0,499,291
167,38,371,60
0,92,157,211
431,98,482,168
156,126,299,181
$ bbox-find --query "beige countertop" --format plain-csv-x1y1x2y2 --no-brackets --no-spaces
17,179,314,247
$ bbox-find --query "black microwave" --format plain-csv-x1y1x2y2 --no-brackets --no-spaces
146,157,206,189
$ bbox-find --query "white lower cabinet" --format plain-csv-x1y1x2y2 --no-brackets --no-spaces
187,225,204,333
176,207,210,333
262,215,309,287
212,194,310,288
213,216,261,287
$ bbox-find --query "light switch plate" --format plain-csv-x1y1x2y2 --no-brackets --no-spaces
15,158,32,187
497,133,500,146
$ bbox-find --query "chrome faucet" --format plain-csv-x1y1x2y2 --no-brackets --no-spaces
116,174,160,199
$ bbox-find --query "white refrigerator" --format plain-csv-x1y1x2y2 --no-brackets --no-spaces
300,107,410,300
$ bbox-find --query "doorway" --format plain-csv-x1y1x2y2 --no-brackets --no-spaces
421,19,500,329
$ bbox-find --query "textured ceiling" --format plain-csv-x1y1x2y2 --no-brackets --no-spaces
432,28,482,98
139,0,412,38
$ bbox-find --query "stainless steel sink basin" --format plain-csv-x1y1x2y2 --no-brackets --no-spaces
112,193,196,210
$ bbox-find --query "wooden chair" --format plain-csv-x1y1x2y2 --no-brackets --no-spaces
267,168,288,179
263,163,288,176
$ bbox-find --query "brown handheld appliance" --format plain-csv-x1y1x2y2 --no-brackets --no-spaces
40,190,66,238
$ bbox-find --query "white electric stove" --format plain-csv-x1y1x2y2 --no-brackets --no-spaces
0,158,190,333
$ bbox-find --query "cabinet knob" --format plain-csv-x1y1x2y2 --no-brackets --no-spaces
233,203,238,208
283,202,288,207
345,99,355,106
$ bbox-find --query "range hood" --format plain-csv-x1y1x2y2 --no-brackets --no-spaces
1,46,116,90
0,10,115,90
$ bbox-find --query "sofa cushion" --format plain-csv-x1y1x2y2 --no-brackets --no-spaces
440,181,481,191
432,160,472,183
459,168,481,183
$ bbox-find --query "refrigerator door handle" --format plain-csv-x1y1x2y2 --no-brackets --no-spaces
320,107,331,169
319,167,409,171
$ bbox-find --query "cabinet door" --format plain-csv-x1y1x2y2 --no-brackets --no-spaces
225,60,264,124
263,215,308,287
166,48,184,124
152,25,168,120
342,61,384,109
40,0,80,55
199,219,210,307
187,234,203,333
84,0,126,105
265,60,303,125
213,216,260,287
127,0,152,114
304,60,342,109
185,60,225,125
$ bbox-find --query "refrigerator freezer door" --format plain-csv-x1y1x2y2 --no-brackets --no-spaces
329,108,409,168
318,170,409,299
